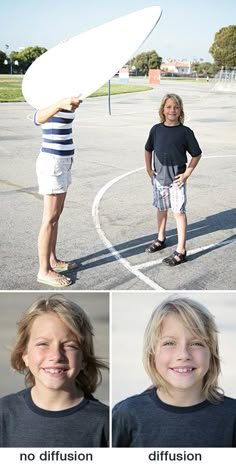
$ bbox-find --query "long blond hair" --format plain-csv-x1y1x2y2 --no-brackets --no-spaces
11,294,108,394
143,296,223,403
159,93,185,123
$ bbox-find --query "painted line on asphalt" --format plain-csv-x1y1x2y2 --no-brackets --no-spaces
92,167,164,291
92,155,236,290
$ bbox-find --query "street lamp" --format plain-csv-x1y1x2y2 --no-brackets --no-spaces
107,80,111,115
4,58,19,74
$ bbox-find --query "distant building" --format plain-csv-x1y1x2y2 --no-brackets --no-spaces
161,60,192,75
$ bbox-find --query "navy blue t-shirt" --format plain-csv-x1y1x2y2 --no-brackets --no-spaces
145,123,202,186
0,388,109,447
112,388,236,447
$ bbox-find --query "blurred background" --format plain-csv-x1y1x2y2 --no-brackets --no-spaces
112,291,236,405
0,292,109,404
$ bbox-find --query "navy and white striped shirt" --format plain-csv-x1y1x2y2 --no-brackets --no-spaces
34,109,76,157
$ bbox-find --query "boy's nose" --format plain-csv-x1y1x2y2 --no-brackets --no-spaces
176,344,192,360
48,345,65,361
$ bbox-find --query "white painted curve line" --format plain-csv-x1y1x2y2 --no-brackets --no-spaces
92,154,236,290
204,154,236,159
92,167,164,291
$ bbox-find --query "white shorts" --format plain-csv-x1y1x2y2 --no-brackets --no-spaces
36,154,73,195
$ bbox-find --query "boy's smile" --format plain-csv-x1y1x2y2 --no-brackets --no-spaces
43,367,69,377
171,366,195,375
163,98,181,126
154,314,211,405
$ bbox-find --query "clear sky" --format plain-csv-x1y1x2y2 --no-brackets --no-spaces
1,0,236,63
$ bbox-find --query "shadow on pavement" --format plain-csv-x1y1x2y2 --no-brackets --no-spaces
69,208,236,279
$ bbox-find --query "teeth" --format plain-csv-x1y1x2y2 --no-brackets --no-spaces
44,368,64,374
173,368,193,373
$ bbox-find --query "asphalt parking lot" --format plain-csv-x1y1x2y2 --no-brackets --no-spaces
0,78,235,290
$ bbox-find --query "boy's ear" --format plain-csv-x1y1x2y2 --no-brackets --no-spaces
22,351,29,367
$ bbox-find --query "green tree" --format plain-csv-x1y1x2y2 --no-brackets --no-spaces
11,46,47,73
0,50,7,62
130,50,162,75
192,61,219,75
209,25,236,68
0,50,7,73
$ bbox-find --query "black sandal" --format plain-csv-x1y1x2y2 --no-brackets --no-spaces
145,238,166,253
162,250,187,266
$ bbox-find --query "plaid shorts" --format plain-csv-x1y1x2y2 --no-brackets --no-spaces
152,177,187,213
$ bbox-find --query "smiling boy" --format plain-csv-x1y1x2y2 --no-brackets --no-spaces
112,297,236,447
155,314,210,407
22,312,85,410
144,94,202,265
0,295,109,447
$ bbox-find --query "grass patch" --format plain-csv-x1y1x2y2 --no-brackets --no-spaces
0,75,152,103
0,74,210,103
161,76,208,82
90,83,152,97
0,75,24,102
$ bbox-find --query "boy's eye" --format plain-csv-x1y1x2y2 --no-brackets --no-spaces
162,341,204,347
64,343,79,350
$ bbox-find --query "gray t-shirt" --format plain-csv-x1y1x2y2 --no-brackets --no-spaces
0,388,109,447
145,123,202,186
112,388,236,447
